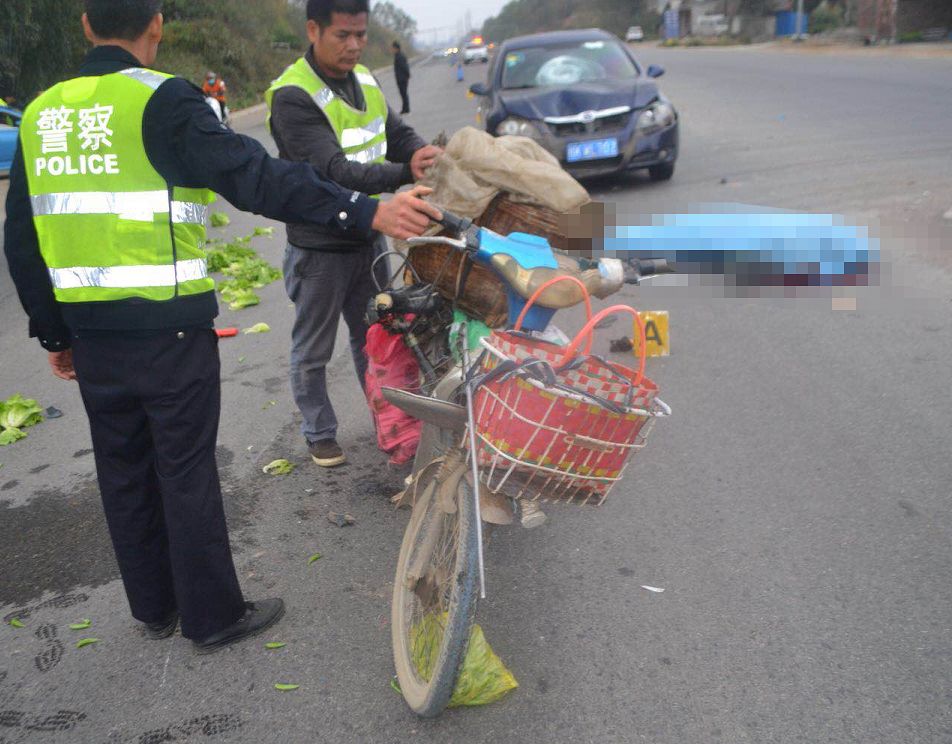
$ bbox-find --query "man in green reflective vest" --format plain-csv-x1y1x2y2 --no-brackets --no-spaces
4,0,439,652
266,0,441,469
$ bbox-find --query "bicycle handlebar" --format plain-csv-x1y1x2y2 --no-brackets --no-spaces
636,258,673,276
426,206,676,288
624,258,675,284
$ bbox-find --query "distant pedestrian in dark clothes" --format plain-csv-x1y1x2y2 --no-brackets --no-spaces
392,41,410,114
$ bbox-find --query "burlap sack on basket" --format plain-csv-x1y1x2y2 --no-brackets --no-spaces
420,125,590,218
393,127,595,327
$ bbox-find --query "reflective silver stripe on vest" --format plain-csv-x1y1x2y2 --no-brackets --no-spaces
314,87,335,109
340,117,386,149
312,73,376,114
49,258,209,290
355,72,378,88
119,68,169,91
31,191,207,225
344,140,387,164
170,201,209,225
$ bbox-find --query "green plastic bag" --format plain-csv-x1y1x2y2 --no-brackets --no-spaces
448,310,492,366
412,614,518,707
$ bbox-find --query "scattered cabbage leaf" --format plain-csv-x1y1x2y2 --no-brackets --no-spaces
1,394,44,430
242,323,271,334
0,428,26,446
207,242,256,272
207,237,281,311
262,459,295,475
219,284,260,310
0,395,44,446
210,212,231,227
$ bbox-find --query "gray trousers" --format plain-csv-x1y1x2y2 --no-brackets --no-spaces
283,239,387,444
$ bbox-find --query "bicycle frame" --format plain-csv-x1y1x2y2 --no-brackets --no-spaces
386,213,671,717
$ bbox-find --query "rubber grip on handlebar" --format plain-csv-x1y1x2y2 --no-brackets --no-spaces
637,258,672,275
437,209,473,234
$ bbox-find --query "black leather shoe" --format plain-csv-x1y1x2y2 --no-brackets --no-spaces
192,599,285,654
145,610,179,640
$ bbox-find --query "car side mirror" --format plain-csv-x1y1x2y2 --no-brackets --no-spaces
647,65,665,78
469,82,489,96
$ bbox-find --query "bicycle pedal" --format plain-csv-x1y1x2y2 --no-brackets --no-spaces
519,500,547,529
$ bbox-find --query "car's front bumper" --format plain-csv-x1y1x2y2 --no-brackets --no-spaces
532,120,679,179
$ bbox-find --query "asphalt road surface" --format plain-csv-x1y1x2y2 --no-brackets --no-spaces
1,46,951,743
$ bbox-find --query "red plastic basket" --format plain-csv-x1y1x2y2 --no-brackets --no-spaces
471,277,670,506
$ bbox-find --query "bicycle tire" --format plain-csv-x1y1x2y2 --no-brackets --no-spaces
391,459,479,717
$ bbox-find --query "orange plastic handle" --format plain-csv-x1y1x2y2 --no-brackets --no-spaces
558,305,647,387
513,275,593,355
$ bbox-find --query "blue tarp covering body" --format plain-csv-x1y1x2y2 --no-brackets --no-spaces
604,212,877,287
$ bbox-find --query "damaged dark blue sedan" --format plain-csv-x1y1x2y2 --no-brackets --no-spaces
470,28,679,181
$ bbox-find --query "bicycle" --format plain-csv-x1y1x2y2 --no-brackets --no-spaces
370,209,671,717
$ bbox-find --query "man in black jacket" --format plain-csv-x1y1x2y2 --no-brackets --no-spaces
4,0,439,652
267,0,441,469
392,41,410,115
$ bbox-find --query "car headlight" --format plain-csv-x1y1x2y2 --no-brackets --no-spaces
495,117,540,139
636,101,676,134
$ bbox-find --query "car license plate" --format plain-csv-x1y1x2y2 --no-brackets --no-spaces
566,138,618,163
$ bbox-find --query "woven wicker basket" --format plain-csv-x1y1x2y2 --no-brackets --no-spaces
480,195,604,256
405,242,509,327
478,194,564,247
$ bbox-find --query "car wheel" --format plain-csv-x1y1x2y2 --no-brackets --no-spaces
649,162,675,181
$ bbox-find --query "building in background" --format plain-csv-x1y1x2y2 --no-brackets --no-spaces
660,0,784,39
659,0,951,40
855,0,952,41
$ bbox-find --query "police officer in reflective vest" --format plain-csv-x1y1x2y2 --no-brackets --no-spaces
4,0,439,652
266,0,441,469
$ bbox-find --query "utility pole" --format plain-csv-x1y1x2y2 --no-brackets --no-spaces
795,0,805,40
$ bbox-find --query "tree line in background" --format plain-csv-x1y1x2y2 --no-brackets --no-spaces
1,0,416,108
479,0,875,43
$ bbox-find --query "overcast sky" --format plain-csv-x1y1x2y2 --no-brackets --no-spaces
388,0,512,44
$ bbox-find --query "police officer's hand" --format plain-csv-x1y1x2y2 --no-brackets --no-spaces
372,186,443,240
48,350,76,381
410,145,443,181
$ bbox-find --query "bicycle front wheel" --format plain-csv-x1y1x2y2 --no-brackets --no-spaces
391,461,479,717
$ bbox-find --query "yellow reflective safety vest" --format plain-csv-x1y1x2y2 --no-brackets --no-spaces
265,59,388,172
21,68,216,303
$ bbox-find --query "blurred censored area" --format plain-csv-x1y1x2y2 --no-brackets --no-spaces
586,203,882,296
